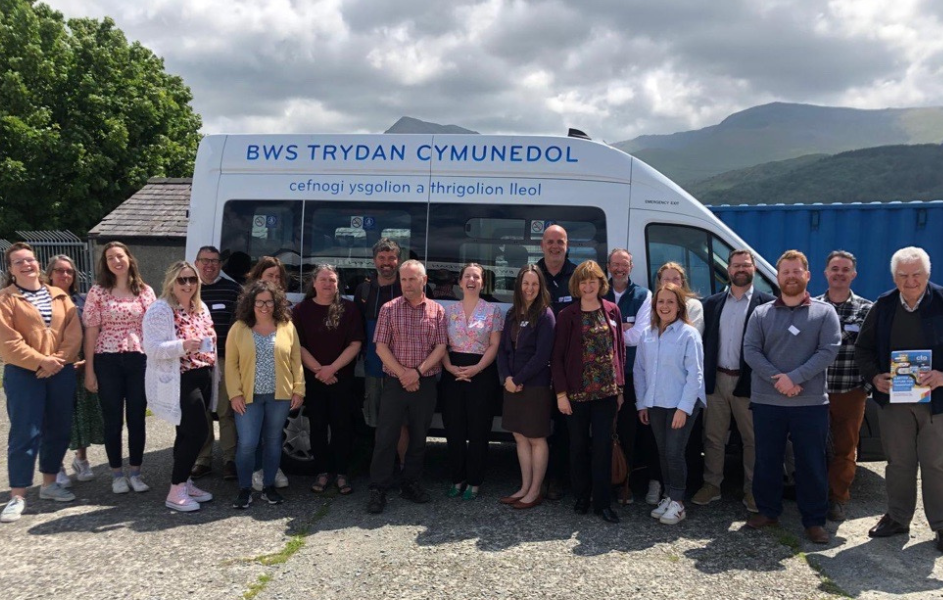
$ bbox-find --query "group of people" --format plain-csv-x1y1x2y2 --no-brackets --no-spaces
2,230,942,554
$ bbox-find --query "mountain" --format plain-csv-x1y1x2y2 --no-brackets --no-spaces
613,103,943,184
385,116,478,134
689,144,943,206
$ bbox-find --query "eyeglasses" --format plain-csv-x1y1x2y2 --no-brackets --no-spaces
730,263,755,270
53,268,75,276
12,257,38,267
608,262,633,269
176,276,199,286
197,258,221,265
254,300,275,308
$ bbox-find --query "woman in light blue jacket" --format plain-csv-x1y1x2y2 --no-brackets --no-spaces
634,282,705,527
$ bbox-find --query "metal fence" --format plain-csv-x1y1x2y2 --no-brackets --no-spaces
0,231,95,293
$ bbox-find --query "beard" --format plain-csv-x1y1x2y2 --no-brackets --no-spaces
731,271,753,287
781,279,808,296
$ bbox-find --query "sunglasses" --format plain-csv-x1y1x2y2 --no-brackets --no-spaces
176,276,199,286
53,268,76,276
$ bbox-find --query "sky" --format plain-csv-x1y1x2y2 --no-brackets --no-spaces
44,0,943,141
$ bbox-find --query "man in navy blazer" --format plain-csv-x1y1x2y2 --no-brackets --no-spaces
692,249,775,513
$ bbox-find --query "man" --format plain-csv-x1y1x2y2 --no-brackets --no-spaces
366,260,447,514
536,224,577,500
191,246,243,480
693,250,775,513
813,251,872,523
355,238,408,463
855,246,943,552
603,248,650,504
743,250,840,544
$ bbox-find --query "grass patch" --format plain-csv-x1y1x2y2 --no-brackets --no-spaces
145,408,154,417
767,527,850,598
243,573,272,600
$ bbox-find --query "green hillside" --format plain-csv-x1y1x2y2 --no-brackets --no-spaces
690,144,943,206
614,103,943,184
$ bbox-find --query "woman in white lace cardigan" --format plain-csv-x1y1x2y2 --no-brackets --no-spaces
143,261,217,513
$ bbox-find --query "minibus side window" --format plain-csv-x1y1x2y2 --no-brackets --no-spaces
429,204,606,303
645,223,775,296
220,200,304,292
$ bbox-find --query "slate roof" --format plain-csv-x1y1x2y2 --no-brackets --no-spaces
88,177,192,239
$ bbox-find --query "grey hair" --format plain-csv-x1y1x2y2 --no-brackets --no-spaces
825,250,857,269
607,248,632,263
890,247,931,277
399,259,426,277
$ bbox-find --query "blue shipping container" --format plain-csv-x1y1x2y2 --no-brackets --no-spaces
708,201,943,301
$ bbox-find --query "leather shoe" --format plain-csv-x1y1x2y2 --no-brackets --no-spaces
190,464,212,479
936,531,942,553
545,480,564,501
868,514,909,538
595,507,620,524
512,496,543,510
574,498,590,514
500,495,524,505
223,461,237,481
746,513,779,529
806,526,830,544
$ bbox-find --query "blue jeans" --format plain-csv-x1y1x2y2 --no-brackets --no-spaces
752,402,829,527
5,364,76,488
234,394,290,489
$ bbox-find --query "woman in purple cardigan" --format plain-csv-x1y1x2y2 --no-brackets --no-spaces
551,260,625,524
496,265,556,509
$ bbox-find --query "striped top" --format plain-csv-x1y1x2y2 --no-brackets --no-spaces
18,285,52,325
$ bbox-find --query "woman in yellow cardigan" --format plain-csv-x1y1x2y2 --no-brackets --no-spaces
225,281,304,508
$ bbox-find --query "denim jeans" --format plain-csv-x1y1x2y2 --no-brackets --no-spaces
5,364,76,488
648,405,701,502
94,352,147,469
234,394,290,489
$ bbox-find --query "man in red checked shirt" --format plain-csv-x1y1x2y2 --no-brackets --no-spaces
366,260,447,515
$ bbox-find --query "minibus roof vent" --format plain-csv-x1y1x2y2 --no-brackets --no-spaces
567,128,592,140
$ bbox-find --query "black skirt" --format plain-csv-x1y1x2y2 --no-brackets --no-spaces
502,385,553,438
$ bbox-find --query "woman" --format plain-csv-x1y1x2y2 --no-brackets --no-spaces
0,243,82,522
292,265,364,495
226,281,304,508
46,255,104,486
83,241,156,494
656,262,704,335
441,263,504,500
142,261,217,512
496,265,555,509
634,283,705,525
551,260,625,524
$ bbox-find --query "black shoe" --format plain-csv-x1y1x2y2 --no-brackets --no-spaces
545,480,564,501
190,464,212,479
261,486,285,505
936,531,942,553
223,461,237,481
233,488,252,509
367,488,387,514
868,514,909,538
827,501,846,522
574,498,590,514
400,481,431,504
595,507,620,524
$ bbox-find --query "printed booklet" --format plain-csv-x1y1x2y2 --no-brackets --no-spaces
890,350,932,403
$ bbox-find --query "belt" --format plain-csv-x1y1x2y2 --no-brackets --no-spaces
717,367,741,376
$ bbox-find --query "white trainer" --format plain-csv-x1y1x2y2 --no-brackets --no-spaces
40,482,76,502
72,457,95,482
1,497,25,523
186,479,213,503
56,467,73,488
112,476,131,494
165,484,200,512
650,496,672,519
645,480,662,505
129,475,150,493
659,500,687,525
274,469,289,489
252,470,263,492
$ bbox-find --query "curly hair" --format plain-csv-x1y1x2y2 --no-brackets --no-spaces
234,280,291,327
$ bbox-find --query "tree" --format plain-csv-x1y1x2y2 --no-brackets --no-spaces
0,0,201,239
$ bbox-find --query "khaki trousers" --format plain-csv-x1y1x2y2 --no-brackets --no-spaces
703,371,754,492
879,403,943,531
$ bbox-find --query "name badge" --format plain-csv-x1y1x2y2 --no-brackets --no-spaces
211,303,226,310
609,319,618,328
844,324,860,333
519,321,529,328
788,325,800,336
625,316,636,323
558,295,573,303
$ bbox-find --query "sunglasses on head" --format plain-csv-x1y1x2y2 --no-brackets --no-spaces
176,276,199,286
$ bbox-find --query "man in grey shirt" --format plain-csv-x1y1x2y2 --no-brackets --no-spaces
743,250,840,545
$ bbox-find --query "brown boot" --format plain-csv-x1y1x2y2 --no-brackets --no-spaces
746,513,779,529
806,526,830,544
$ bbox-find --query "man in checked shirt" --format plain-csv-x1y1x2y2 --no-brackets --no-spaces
814,250,872,522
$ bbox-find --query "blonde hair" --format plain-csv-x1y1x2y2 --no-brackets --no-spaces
160,261,202,310
656,262,695,298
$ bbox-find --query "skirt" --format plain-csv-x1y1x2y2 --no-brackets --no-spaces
502,385,553,438
70,368,105,450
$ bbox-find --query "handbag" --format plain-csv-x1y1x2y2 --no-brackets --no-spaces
611,417,631,504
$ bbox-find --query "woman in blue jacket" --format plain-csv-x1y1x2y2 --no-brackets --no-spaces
496,265,555,509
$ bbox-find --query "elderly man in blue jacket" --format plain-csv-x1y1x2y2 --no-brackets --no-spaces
855,246,943,553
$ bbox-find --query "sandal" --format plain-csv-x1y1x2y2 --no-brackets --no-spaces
311,473,330,493
335,475,353,495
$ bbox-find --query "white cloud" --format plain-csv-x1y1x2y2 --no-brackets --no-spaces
43,0,943,141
